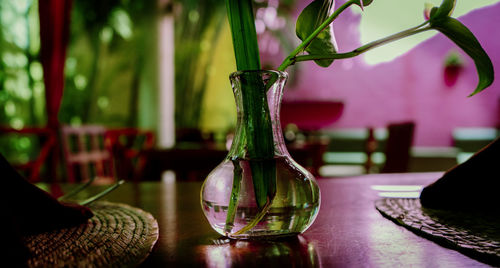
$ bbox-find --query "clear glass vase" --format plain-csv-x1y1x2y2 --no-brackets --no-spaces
200,70,320,239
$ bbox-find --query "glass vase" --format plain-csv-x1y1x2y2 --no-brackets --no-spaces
200,70,320,239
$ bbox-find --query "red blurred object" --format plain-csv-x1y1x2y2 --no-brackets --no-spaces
105,128,155,181
443,52,464,87
280,100,344,130
39,0,72,129
444,64,463,87
38,0,72,180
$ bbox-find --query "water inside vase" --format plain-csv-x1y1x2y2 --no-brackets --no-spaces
201,156,320,238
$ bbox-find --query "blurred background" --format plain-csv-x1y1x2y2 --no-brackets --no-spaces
0,0,499,182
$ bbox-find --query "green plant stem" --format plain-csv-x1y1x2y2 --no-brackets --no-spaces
78,180,124,205
292,27,431,64
232,197,273,236
58,176,96,201
278,0,356,71
224,160,242,234
278,6,431,71
240,75,276,210
225,0,277,237
355,22,431,54
292,24,431,64
225,0,261,70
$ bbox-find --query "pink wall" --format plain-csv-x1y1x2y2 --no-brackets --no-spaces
283,2,500,146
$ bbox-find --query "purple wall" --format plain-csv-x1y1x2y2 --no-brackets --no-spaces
283,2,500,146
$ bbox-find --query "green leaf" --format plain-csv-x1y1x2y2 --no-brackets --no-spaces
238,72,276,209
429,6,438,19
353,0,374,8
296,0,337,67
431,0,456,20
225,0,277,233
225,0,261,70
225,160,242,234
430,17,494,95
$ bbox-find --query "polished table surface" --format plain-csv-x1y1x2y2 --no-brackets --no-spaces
78,172,489,267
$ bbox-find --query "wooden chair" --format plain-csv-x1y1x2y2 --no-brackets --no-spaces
61,125,115,183
380,121,415,173
288,138,329,177
105,128,155,181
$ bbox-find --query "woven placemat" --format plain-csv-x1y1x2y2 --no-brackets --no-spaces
23,201,159,268
375,198,500,266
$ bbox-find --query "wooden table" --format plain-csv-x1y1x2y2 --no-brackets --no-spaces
81,172,488,267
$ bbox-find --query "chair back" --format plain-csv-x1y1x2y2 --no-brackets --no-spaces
105,128,155,181
381,122,415,173
61,125,114,183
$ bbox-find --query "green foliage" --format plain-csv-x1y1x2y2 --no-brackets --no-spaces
0,1,45,165
237,72,276,209
60,0,157,127
430,16,494,96
174,0,226,129
425,0,493,95
0,0,43,128
224,0,277,232
288,0,494,95
296,0,336,67
354,0,374,8
430,0,456,20
72,0,121,31
225,0,261,70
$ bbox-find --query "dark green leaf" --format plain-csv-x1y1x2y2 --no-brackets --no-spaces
238,72,277,209
296,0,337,67
354,0,374,8
430,0,456,20
429,6,438,19
225,0,261,70
431,17,494,95
225,160,242,234
224,0,277,228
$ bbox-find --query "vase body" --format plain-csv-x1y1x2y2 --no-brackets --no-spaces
200,70,320,239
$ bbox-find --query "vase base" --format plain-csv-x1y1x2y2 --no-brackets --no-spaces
226,231,301,240
204,201,319,240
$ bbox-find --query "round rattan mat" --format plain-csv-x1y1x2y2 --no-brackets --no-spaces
375,198,500,266
23,201,159,268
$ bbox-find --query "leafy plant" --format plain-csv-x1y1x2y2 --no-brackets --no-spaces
174,0,226,129
222,0,494,236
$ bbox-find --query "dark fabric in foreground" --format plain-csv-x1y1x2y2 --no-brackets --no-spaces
420,137,500,212
1,154,93,234
0,154,93,265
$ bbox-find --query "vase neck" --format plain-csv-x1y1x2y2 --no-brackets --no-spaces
228,70,289,159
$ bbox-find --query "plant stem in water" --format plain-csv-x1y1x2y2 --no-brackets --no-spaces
225,160,242,234
225,0,277,235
